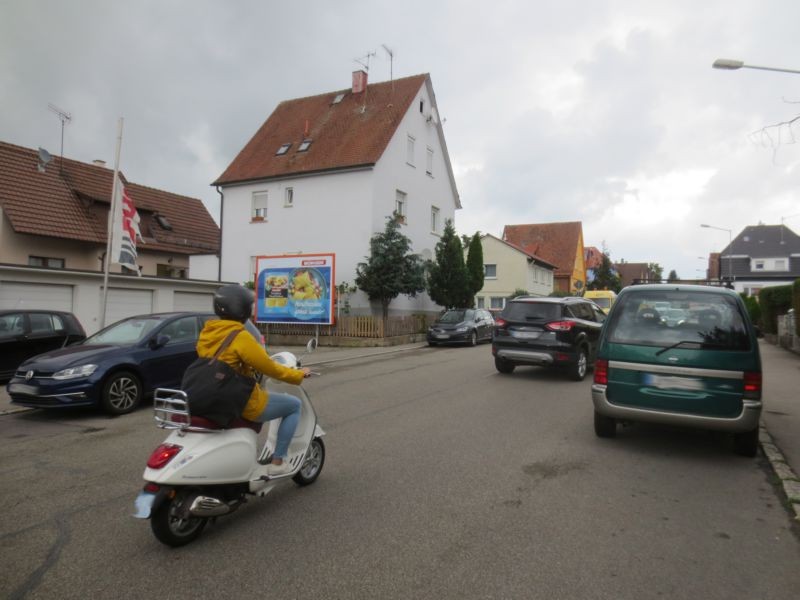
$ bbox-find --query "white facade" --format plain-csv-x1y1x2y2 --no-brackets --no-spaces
218,81,458,316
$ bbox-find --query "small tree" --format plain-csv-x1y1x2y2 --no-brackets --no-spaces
355,213,426,320
648,262,664,282
589,245,621,292
465,232,485,301
427,219,471,308
667,269,679,283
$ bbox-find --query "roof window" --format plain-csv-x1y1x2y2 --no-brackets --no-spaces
332,93,345,105
154,214,173,230
276,143,291,156
298,139,312,152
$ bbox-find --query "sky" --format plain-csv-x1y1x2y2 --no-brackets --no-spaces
2,0,799,280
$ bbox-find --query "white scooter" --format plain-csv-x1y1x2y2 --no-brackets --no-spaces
133,338,325,547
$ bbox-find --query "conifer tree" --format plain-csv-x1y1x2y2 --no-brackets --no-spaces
465,232,485,303
427,220,471,308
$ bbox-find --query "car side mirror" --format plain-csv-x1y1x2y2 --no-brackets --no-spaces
149,334,170,350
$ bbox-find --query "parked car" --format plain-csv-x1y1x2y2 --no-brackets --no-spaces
7,312,214,415
427,308,495,346
591,284,762,456
491,297,605,380
0,310,86,381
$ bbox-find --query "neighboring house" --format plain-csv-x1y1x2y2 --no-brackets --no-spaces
715,224,800,295
613,262,659,287
502,221,586,293
213,71,460,317
474,234,555,310
0,141,220,278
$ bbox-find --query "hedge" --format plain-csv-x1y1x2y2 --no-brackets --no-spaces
794,279,800,336
759,284,794,334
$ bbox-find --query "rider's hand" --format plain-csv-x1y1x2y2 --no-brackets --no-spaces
300,367,312,378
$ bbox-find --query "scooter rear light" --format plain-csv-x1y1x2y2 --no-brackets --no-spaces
545,320,575,331
594,359,609,385
147,443,183,469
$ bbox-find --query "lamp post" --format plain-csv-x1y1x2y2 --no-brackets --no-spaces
700,224,732,283
712,58,800,75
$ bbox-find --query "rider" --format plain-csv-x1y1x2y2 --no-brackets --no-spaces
197,284,310,476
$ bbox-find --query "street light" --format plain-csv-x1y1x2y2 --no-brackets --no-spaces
712,58,800,75
700,224,733,282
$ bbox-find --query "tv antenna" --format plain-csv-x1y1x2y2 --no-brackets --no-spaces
382,44,394,86
354,50,376,73
48,102,72,171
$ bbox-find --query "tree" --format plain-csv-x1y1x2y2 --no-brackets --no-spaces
465,232,485,301
427,219,471,309
648,262,664,282
667,269,679,282
355,213,426,320
589,246,621,293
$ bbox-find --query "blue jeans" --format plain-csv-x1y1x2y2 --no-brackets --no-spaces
255,392,301,459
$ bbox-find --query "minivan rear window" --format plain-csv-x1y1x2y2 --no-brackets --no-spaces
607,291,750,351
502,302,560,321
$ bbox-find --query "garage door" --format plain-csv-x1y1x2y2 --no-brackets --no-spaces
103,288,153,326
0,282,74,311
173,291,214,313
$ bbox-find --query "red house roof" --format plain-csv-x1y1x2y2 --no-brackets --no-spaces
502,221,584,276
0,141,220,254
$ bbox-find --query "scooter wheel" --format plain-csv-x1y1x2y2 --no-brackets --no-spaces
293,437,325,486
151,490,207,547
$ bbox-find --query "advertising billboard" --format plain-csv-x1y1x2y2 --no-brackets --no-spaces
255,253,335,325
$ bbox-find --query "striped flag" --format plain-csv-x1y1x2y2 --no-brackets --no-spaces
110,174,144,275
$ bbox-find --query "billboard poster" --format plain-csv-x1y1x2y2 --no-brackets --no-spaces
255,253,335,325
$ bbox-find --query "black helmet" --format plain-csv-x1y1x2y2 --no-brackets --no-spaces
213,284,254,322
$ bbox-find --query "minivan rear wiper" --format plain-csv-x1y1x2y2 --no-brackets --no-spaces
655,339,724,356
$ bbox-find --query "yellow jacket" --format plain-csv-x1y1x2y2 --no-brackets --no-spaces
196,319,305,421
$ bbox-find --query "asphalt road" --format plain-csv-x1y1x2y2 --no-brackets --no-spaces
1,344,799,599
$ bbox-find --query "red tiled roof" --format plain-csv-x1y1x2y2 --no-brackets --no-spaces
584,246,603,270
502,221,584,276
214,74,429,185
483,234,557,269
0,141,220,254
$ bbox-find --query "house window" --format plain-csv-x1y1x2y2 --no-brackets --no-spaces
484,264,497,279
476,297,485,308
426,147,434,176
276,143,291,155
285,187,294,207
28,256,65,269
775,259,786,270
252,191,268,221
754,260,764,270
406,135,415,166
419,100,424,113
490,297,505,309
431,206,440,233
395,190,407,224
157,264,187,279
298,139,312,152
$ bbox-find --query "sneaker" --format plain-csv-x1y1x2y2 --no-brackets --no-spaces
267,459,294,477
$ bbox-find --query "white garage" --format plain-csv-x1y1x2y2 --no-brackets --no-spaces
0,281,74,311
173,291,214,313
103,288,154,325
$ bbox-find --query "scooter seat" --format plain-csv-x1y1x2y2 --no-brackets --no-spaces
180,415,263,433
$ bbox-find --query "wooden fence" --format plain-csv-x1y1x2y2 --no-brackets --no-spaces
261,314,437,339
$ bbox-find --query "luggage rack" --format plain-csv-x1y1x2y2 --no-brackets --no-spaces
153,388,219,433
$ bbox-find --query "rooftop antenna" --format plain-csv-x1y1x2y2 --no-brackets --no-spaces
354,51,376,113
47,102,72,172
382,44,394,91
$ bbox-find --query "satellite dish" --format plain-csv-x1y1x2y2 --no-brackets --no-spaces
37,147,53,172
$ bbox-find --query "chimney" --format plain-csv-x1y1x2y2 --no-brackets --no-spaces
352,70,368,94
93,159,107,167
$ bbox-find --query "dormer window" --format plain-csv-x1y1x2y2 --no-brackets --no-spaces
276,143,291,155
154,214,172,230
298,139,312,152
332,93,345,105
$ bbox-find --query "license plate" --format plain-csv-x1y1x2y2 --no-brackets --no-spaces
512,331,541,339
435,334,450,339
132,491,157,519
8,384,38,395
644,374,705,391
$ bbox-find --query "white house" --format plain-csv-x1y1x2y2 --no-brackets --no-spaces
475,234,556,310
213,72,460,316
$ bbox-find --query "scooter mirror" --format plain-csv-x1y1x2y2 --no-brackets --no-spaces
306,338,318,353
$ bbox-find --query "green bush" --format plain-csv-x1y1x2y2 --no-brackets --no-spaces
794,279,800,336
759,284,793,334
740,293,761,328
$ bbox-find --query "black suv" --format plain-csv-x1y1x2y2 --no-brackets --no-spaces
492,297,605,380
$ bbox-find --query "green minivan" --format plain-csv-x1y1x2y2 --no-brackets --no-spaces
591,284,762,456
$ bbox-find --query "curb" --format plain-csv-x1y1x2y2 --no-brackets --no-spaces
760,423,800,522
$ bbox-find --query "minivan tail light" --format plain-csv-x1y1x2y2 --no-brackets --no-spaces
147,444,183,469
545,320,575,331
743,371,762,399
594,359,608,385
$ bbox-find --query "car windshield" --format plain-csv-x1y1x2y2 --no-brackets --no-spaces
84,317,163,345
439,309,473,323
503,302,560,321
607,290,750,351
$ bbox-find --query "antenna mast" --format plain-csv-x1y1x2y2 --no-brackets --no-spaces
48,103,72,172
354,51,376,112
382,44,394,90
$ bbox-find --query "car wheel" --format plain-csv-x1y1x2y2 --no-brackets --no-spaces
494,357,515,374
468,331,477,347
733,427,759,457
101,371,142,415
569,348,588,381
594,411,617,438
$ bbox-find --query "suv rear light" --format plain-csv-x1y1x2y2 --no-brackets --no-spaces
545,320,575,331
147,443,183,469
494,318,507,328
743,371,762,399
594,359,608,385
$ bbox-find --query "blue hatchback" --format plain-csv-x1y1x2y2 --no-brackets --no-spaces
7,312,214,415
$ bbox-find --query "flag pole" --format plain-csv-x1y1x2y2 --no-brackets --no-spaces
100,117,124,330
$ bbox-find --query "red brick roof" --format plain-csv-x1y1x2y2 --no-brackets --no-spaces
483,234,556,269
0,141,219,254
584,246,603,270
214,74,430,185
502,221,584,276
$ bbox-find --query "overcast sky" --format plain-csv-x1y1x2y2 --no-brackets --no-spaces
2,0,799,280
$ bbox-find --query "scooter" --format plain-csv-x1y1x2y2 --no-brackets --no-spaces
133,338,325,547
